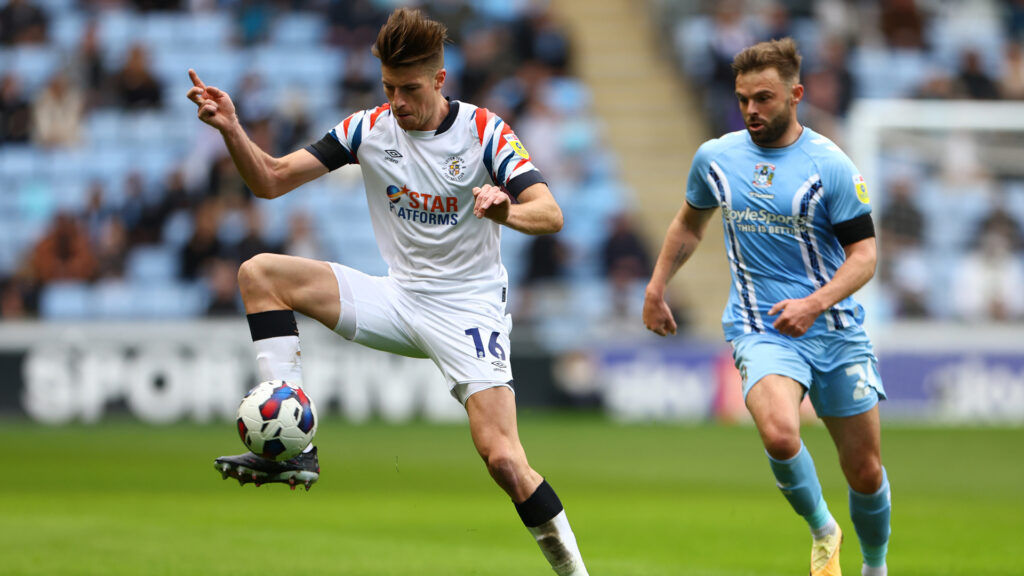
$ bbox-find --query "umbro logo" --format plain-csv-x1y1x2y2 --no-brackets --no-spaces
384,149,403,164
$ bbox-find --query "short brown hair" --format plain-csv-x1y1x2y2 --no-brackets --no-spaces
731,37,802,84
372,8,448,70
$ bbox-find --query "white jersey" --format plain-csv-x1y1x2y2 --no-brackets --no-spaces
305,100,545,299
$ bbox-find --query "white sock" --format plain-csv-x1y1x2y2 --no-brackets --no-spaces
254,335,303,386
863,563,887,576
811,517,838,540
527,510,588,576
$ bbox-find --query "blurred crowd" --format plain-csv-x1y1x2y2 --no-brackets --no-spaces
0,0,646,334
661,0,1024,323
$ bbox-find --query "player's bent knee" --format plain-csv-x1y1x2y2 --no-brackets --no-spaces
759,424,801,459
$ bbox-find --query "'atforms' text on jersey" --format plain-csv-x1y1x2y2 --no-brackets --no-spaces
686,127,875,341
305,100,545,298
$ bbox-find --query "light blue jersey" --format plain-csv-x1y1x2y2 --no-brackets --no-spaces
687,127,873,342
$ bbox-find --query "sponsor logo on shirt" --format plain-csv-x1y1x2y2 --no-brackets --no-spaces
384,149,403,164
384,184,460,227
504,133,530,160
853,174,870,204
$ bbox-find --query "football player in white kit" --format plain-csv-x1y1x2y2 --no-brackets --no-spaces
186,7,588,576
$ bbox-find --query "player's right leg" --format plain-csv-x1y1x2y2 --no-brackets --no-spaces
466,387,589,576
746,374,843,575
736,334,841,575
214,254,341,489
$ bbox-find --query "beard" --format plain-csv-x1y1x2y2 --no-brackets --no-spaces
746,110,791,146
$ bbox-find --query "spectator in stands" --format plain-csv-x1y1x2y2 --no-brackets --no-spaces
0,267,38,318
879,178,925,249
952,218,1024,322
80,181,114,243
956,48,1000,100
31,212,98,284
180,197,224,281
1000,41,1024,100
879,0,928,50
119,172,163,246
0,73,31,143
93,218,129,280
31,71,85,148
337,51,379,111
704,1,758,134
203,257,241,316
281,211,322,260
513,7,572,75
602,212,652,319
970,205,1024,252
517,232,570,322
71,19,107,109
0,0,49,46
878,178,930,318
109,43,164,110
801,35,854,142
326,0,387,49
228,203,280,264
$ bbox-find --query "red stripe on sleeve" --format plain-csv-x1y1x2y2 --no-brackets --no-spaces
369,103,390,130
475,108,490,144
342,115,353,139
513,158,530,172
495,124,515,154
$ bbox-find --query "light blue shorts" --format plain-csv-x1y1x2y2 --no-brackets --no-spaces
730,329,886,418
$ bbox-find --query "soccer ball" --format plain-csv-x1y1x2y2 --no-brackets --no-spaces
236,380,318,461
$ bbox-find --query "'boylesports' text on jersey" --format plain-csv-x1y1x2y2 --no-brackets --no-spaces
305,100,545,297
686,127,875,341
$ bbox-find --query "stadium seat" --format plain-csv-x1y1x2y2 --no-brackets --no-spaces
39,281,93,320
125,245,180,285
270,12,327,46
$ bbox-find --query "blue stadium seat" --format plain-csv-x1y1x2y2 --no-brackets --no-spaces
270,12,327,46
134,281,209,318
125,245,180,284
92,279,141,319
39,281,93,320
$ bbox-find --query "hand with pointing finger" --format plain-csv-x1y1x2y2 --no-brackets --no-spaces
186,69,238,132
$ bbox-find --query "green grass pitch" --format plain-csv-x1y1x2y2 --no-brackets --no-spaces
1,414,1022,575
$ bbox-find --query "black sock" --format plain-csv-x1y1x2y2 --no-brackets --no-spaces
246,310,298,341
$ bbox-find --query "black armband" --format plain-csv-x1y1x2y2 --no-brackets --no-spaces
505,171,546,199
305,132,356,171
833,213,875,246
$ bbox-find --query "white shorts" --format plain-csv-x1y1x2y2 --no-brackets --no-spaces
329,262,514,405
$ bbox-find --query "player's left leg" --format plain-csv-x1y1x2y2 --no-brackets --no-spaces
823,406,890,576
466,386,588,576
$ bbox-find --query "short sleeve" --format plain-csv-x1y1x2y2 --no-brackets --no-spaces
685,141,720,209
822,154,872,225
474,108,545,199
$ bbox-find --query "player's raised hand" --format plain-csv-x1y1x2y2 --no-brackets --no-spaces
643,290,677,336
472,184,511,223
769,297,821,337
186,69,237,132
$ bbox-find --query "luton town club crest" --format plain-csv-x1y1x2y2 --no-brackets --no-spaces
442,155,467,182
752,162,775,188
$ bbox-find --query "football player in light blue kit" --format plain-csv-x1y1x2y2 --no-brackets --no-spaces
643,38,890,576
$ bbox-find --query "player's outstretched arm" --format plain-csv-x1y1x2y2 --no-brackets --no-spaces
643,203,716,336
186,69,327,199
770,236,877,337
473,182,563,235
